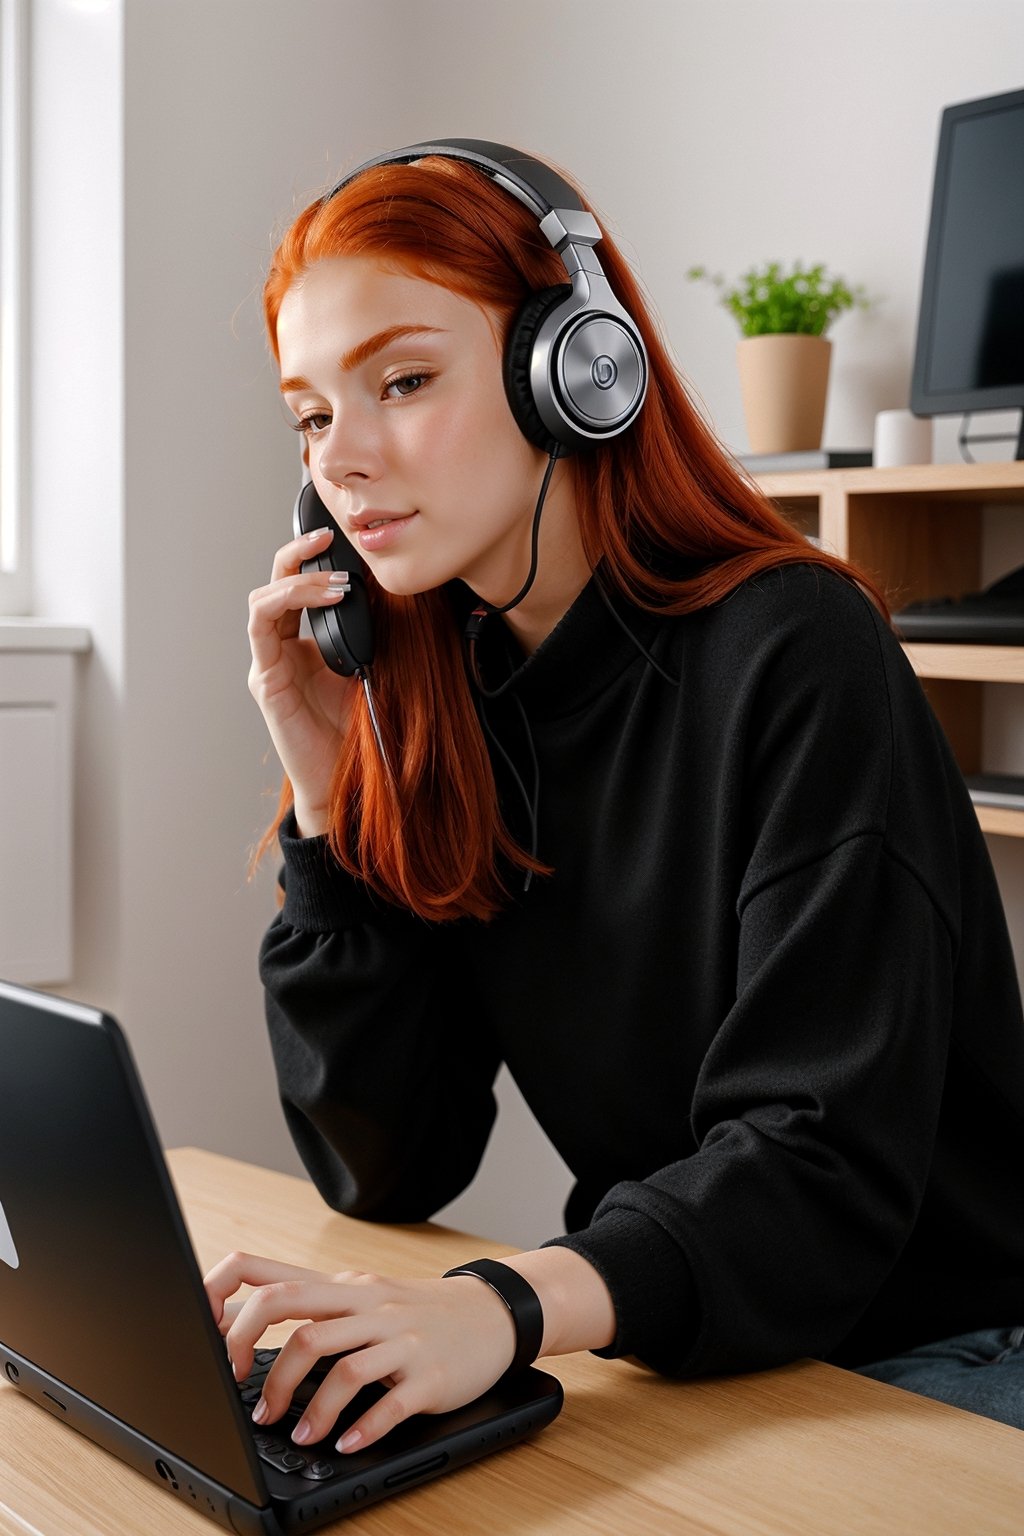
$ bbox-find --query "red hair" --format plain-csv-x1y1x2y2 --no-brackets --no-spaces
257,155,888,921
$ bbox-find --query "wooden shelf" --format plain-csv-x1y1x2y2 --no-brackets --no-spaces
757,460,1024,505
902,643,1024,683
755,460,1024,838
974,803,1024,838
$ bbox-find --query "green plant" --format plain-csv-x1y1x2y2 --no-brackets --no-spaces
687,261,869,338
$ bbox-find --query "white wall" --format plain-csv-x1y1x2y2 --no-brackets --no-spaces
30,0,124,1017
28,0,1024,1249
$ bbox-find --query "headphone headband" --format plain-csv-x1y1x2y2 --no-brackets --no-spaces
323,138,648,454
327,138,585,221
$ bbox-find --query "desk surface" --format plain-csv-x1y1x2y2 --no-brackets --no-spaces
1,1147,1021,1535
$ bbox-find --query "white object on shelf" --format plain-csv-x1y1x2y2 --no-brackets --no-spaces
873,409,933,468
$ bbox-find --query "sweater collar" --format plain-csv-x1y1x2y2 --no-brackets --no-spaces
467,572,661,720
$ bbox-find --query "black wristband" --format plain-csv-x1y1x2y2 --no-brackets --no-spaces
442,1258,544,1377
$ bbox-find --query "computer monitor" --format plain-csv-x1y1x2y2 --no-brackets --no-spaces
910,87,1024,459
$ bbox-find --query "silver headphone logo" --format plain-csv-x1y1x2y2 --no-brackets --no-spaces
591,355,618,390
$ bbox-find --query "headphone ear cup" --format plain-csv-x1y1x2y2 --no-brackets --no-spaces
503,284,572,453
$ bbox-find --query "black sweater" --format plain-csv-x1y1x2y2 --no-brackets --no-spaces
260,564,1024,1376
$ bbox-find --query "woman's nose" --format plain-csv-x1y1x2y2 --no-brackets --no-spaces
317,411,382,487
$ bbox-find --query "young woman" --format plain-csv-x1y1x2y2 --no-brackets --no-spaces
204,143,1024,1452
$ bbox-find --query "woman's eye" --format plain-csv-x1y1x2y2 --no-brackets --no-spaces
291,411,331,436
383,372,433,400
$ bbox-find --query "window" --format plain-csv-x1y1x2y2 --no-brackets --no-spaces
0,0,29,614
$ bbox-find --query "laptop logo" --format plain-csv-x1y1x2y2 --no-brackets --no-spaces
0,1194,19,1269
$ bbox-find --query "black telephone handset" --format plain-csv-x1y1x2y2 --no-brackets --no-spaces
292,481,374,676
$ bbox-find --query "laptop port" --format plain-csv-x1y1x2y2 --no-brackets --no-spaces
383,1453,449,1490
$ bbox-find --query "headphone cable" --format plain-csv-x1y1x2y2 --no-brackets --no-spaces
463,449,558,890
474,692,541,893
591,569,680,686
355,665,394,780
465,448,560,694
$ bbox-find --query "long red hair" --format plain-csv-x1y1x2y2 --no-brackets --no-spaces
257,154,887,921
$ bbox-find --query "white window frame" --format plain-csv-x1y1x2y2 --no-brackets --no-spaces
0,0,30,614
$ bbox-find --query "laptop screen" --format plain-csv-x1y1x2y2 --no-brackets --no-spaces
0,984,265,1503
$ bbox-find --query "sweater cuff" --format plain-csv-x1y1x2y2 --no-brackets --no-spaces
278,810,381,932
543,1208,700,1372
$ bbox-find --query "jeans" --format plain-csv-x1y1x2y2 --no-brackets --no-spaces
855,1325,1024,1430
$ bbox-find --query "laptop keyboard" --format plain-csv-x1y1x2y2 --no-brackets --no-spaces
236,1347,384,1482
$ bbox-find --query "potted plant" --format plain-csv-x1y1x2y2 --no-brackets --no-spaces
688,262,870,453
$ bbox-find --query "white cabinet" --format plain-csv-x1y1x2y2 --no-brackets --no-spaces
0,626,89,983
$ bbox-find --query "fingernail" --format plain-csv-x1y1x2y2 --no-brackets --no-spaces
326,572,350,589
337,1429,361,1453
292,1420,311,1444
307,527,331,541
251,1398,268,1425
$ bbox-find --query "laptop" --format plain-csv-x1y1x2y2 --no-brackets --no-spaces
0,980,563,1532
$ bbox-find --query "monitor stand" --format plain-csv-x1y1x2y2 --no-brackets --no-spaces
956,409,1024,461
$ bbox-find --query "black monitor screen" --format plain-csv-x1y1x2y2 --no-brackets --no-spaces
911,88,1024,417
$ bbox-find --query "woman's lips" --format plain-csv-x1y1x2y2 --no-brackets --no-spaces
353,511,419,552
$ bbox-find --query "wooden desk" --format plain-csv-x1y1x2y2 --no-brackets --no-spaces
1,1148,1020,1535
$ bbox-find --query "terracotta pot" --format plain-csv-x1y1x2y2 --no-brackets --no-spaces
736,334,832,453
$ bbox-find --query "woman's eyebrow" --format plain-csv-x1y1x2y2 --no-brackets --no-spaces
278,325,448,393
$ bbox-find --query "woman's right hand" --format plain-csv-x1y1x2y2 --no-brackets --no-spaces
248,527,358,837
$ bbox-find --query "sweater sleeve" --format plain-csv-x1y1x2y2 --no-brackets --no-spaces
259,814,501,1222
547,573,962,1376
548,836,955,1375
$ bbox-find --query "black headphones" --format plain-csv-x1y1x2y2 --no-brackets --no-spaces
325,138,648,456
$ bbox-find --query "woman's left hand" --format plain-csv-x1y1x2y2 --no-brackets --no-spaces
203,1252,517,1454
